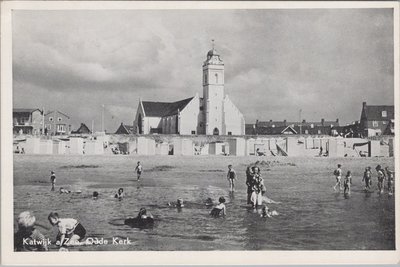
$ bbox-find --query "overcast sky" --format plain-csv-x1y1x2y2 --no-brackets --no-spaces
13,8,394,132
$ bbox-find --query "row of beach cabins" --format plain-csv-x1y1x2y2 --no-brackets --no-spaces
13,135,394,158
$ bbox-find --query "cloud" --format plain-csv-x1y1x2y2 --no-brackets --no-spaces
12,8,394,131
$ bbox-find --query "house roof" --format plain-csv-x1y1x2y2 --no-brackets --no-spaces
13,108,41,114
363,105,394,121
142,97,194,117
115,123,135,134
72,123,91,134
44,110,70,119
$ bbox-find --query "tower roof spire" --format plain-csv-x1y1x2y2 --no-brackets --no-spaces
211,39,215,50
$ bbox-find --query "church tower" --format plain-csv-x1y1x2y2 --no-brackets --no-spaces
202,42,224,135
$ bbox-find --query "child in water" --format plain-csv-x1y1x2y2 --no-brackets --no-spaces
92,191,99,200
50,171,56,191
385,167,394,195
227,164,237,192
362,167,372,190
168,198,184,208
210,197,226,217
376,165,386,194
333,164,342,191
14,211,48,251
343,171,352,195
137,208,153,220
48,212,86,247
135,161,143,181
59,187,71,194
260,206,279,218
114,188,124,200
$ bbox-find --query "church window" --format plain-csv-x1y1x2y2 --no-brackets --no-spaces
372,121,378,127
215,73,218,83
58,117,62,122
205,74,208,84
228,131,232,135
310,124,314,128
49,117,53,121
382,111,387,117
191,130,196,135
200,106,203,111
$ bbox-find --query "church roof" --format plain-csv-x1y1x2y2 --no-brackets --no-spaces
142,97,194,117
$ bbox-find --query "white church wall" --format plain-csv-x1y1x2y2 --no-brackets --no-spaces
223,96,245,135
145,117,162,134
179,96,200,135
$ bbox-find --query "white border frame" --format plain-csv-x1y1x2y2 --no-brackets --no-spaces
1,1,399,265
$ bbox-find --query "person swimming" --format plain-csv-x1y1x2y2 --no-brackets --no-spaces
168,198,184,208
114,188,124,201
92,191,99,200
210,197,226,217
204,197,214,207
59,187,71,194
124,208,154,228
260,206,279,218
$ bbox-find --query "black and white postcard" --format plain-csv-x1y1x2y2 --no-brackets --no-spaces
1,1,399,265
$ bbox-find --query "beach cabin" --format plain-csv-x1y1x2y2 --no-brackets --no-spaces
69,138,84,154
228,138,246,156
25,137,40,154
40,140,53,154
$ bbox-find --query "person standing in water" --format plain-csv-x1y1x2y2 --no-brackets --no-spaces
343,171,352,195
333,164,342,192
385,167,394,195
135,161,143,181
50,171,56,191
227,164,237,192
362,167,372,191
246,166,255,205
376,165,386,194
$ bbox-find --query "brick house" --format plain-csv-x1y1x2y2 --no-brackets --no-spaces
13,108,43,135
44,110,71,135
359,102,394,137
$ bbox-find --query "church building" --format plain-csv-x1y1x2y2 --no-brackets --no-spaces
134,45,245,135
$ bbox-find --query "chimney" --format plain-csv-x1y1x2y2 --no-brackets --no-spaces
362,101,367,108
270,119,273,122
283,119,287,125
302,119,306,123
336,118,339,123
321,118,325,125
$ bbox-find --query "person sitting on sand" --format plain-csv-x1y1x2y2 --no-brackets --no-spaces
343,171,352,195
48,212,86,247
260,206,279,218
14,211,48,251
92,191,99,200
59,187,71,194
114,188,124,201
168,198,184,208
210,197,226,217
